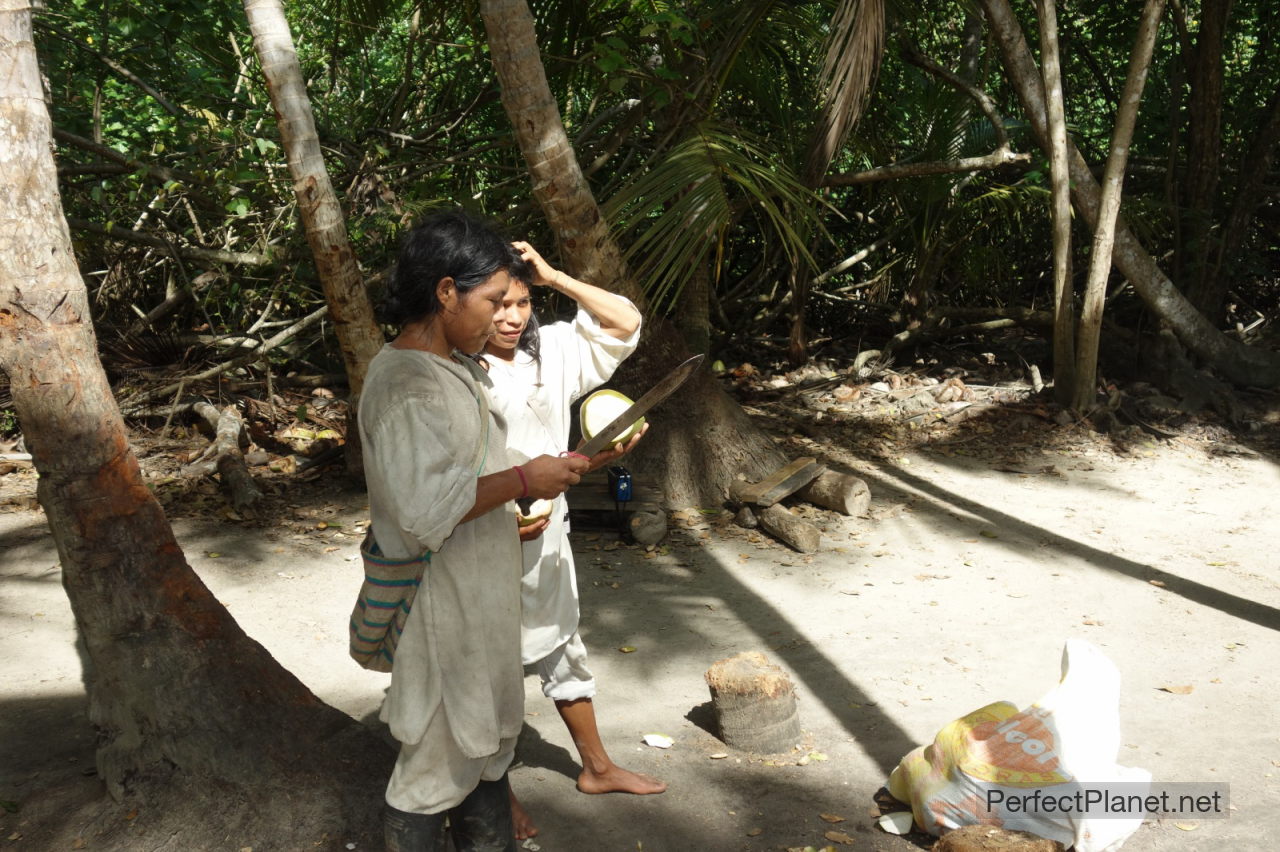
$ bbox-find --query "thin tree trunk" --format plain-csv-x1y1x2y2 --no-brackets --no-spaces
1211,83,1280,297
980,0,1280,388
243,0,384,474
1033,0,1076,405
1180,0,1233,318
1072,0,1166,412
0,3,387,840
478,0,785,505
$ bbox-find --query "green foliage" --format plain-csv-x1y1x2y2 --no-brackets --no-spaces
34,0,1280,371
607,123,830,312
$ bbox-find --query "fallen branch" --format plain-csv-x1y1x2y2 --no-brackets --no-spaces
127,271,219,335
824,147,1030,187
182,402,262,514
119,306,329,413
53,130,214,206
66,217,274,267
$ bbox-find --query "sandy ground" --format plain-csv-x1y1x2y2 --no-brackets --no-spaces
1,432,1278,851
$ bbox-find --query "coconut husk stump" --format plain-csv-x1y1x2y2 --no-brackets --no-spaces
704,651,802,753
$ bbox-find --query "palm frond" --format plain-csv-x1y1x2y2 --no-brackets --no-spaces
606,123,832,313
804,0,887,184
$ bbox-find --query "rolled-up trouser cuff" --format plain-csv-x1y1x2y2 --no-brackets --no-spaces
535,631,596,701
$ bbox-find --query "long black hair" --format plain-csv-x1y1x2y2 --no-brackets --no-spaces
516,297,542,367
379,209,532,327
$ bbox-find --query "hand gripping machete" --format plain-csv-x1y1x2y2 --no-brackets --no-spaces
515,353,704,514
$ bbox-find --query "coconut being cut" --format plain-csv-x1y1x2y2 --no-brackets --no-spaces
579,389,645,449
517,498,554,527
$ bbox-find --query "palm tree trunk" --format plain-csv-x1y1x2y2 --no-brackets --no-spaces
1033,0,1076,405
1072,0,1166,412
476,0,637,301
676,257,712,355
478,0,786,505
0,1,388,832
243,0,384,472
980,0,1280,388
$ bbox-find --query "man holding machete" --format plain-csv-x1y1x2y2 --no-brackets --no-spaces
481,240,666,841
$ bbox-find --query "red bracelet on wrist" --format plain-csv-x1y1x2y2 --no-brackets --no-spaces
513,465,529,498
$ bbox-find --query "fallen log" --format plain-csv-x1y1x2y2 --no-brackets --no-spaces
795,469,870,516
704,651,802,754
757,504,821,553
183,402,262,514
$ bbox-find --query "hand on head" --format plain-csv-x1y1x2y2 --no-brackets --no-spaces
512,241,562,289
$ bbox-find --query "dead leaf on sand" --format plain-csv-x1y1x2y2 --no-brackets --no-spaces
1158,684,1194,694
824,829,854,844
819,813,846,823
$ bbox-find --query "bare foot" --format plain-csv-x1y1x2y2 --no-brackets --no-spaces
509,788,539,840
577,763,667,795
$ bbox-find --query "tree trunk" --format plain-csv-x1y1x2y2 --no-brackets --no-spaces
479,0,786,505
676,256,712,355
1179,0,1233,319
979,0,1280,389
1071,0,1166,413
243,0,384,474
476,0,637,302
1033,0,1076,405
0,4,387,842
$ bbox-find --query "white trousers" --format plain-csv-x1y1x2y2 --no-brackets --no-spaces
385,703,518,815
534,630,596,702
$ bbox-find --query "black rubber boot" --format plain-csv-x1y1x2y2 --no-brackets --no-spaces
449,776,518,852
384,803,447,852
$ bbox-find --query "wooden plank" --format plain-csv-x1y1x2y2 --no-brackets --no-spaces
567,483,663,512
566,469,663,512
731,457,825,508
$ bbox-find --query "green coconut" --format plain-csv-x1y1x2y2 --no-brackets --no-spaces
517,498,554,527
579,389,645,447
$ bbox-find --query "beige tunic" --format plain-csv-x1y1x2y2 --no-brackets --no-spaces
358,346,523,769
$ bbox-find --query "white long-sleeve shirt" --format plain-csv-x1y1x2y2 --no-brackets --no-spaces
483,299,641,663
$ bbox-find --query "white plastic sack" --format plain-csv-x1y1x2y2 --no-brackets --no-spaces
887,639,1150,851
